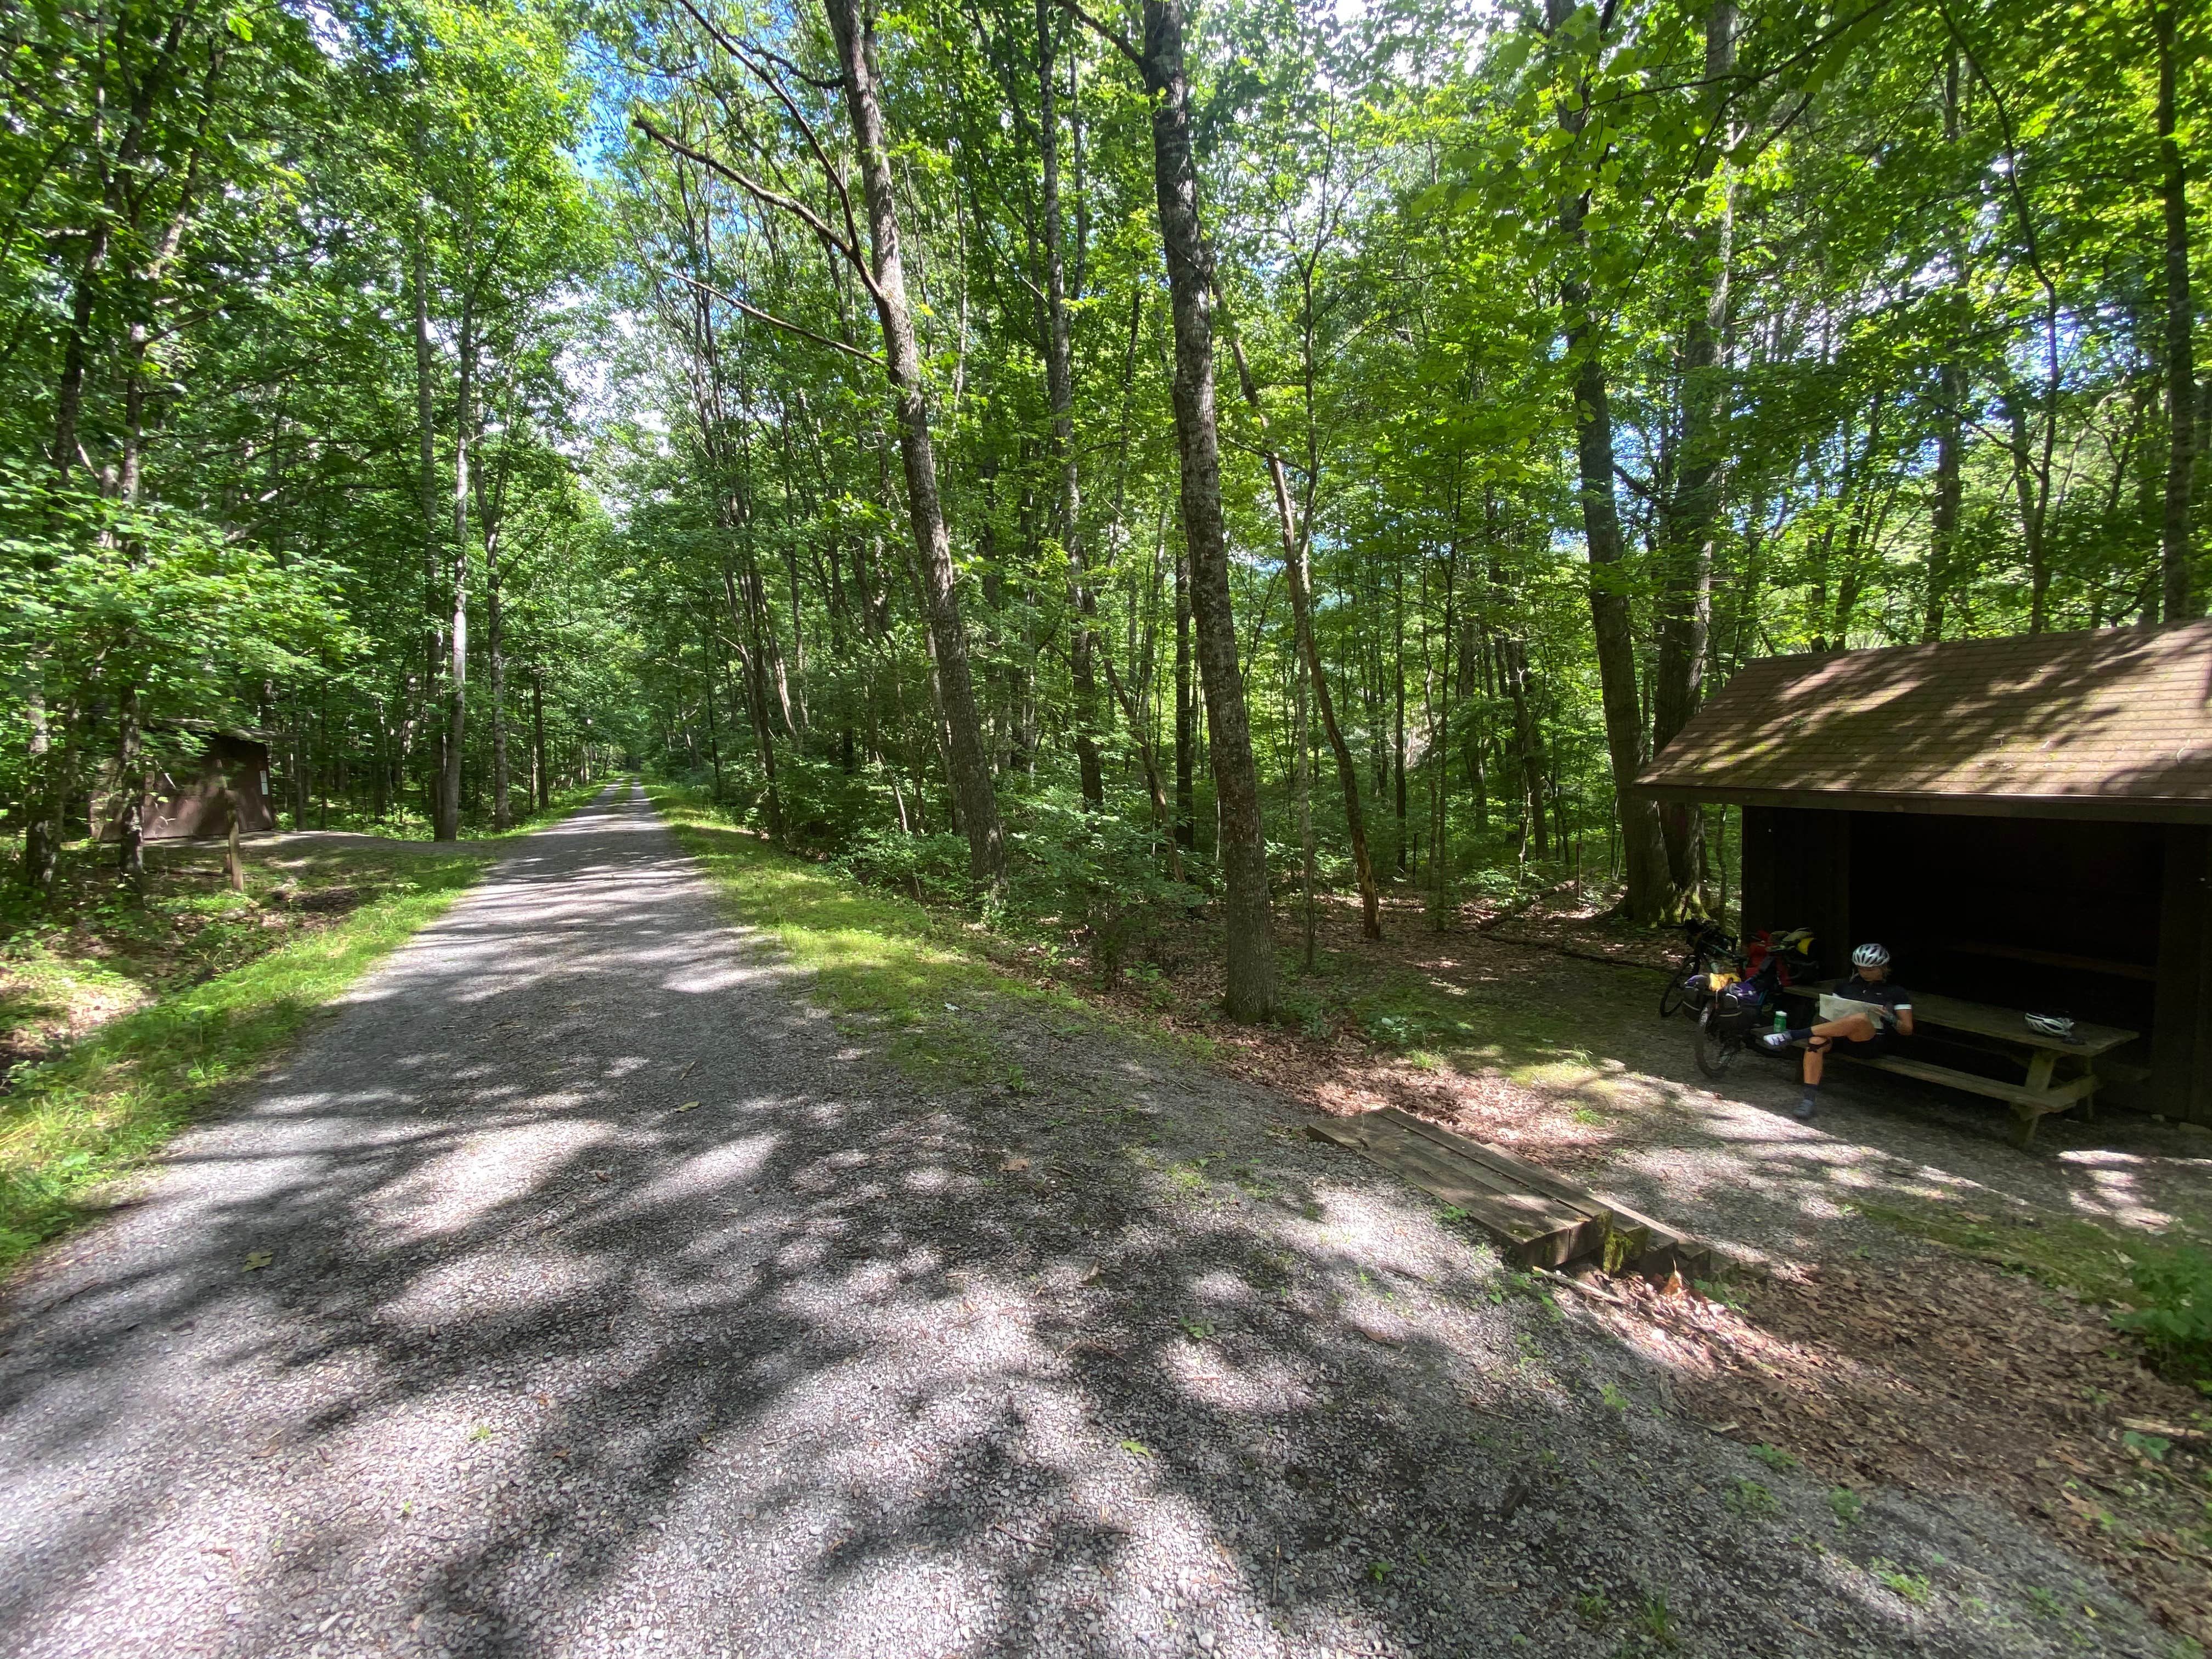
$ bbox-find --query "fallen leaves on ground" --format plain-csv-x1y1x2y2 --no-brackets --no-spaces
1588,1260,2212,1642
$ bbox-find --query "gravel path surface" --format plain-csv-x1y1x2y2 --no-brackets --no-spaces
0,787,2168,1658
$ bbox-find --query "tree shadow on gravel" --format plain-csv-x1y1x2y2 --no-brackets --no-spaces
0,794,2165,1659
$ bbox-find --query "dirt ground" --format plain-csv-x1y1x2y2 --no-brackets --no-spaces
1008,882,2212,1644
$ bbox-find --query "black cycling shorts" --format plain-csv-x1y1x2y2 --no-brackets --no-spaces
1818,1030,1889,1060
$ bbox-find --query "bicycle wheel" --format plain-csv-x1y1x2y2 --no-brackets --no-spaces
1659,969,1691,1020
1694,1006,1739,1079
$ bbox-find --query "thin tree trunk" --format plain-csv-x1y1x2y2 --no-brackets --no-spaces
1098,645,1181,879
1173,544,1194,849
1502,634,1548,856
725,565,785,843
1038,0,1103,809
1218,317,1381,936
2006,393,2052,631
488,532,511,829
1549,0,1666,924
412,235,449,832
2157,0,2197,620
825,0,1004,881
1651,0,1736,909
115,684,145,887
24,706,81,898
1140,0,1274,1019
1296,663,1314,968
531,667,550,811
702,635,725,803
439,303,473,841
1924,51,1966,643
1392,563,1407,876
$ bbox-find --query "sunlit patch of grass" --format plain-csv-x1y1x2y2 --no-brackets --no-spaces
0,858,486,1276
653,788,1146,1092
1,956,151,1059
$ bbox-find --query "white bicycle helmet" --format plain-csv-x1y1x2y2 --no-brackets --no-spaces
1852,943,1891,968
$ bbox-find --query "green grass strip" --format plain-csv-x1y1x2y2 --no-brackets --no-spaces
652,786,1197,1093
0,857,486,1275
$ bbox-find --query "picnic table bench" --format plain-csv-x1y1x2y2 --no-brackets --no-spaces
1780,984,2138,1149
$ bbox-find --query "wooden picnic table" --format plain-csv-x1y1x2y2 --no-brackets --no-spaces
1780,983,2138,1149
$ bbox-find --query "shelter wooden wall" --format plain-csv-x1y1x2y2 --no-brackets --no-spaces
96,733,273,842
2153,827,2212,1125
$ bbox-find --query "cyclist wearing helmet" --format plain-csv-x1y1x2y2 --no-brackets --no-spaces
1757,944,1915,1120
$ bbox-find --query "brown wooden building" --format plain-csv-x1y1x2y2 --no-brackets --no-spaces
1638,620,2212,1125
95,723,275,843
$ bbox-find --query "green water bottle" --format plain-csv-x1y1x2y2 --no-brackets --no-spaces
1772,1008,1788,1035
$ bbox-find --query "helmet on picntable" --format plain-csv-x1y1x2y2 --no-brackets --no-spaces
1852,943,1891,969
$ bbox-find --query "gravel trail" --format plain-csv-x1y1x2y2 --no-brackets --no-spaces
0,787,2165,1658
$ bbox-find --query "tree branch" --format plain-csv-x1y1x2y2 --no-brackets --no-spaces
669,0,871,280
632,115,888,311
650,265,882,366
1051,0,1142,69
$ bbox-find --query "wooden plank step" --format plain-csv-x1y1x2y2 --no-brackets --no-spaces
1307,1115,1600,1242
1306,1110,1710,1282
1305,1118,1604,1268
1375,1108,1709,1280
1377,1109,1611,1217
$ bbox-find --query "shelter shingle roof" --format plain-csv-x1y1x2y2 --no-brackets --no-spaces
1637,621,2212,822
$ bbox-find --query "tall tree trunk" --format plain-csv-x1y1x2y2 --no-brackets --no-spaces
47,220,111,494
1923,50,1966,643
1218,315,1382,935
1549,0,1667,924
1295,661,1315,968
532,666,550,811
411,235,449,832
2006,393,2052,631
439,306,473,841
114,684,146,887
1038,0,1103,809
22,706,80,898
725,565,786,843
702,635,725,803
1098,644,1181,878
1497,624,1548,859
1651,0,1736,909
19,661,53,894
1925,359,1966,639
1173,545,1194,849
1392,563,1408,876
1141,0,1274,1019
488,530,511,829
2156,0,2197,621
825,0,1004,882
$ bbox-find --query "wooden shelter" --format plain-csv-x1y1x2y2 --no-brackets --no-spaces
1638,621,2212,1125
97,723,274,843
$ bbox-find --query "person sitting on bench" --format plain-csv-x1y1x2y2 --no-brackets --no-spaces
1757,943,1915,1120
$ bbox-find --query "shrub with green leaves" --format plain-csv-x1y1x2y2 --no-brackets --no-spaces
2113,1243,2212,1383
1001,793,1199,979
840,826,978,909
